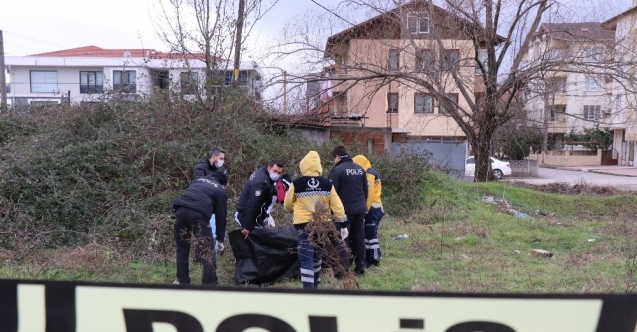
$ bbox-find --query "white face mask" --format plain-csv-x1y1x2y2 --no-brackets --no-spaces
269,172,280,181
215,160,224,168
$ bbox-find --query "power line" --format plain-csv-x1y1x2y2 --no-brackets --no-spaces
309,0,356,27
3,30,69,51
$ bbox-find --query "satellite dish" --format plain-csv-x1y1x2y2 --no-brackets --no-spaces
123,51,132,57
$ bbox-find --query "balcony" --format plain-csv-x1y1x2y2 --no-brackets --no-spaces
549,91,567,106
547,117,567,133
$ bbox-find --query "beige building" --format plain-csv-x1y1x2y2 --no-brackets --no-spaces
602,1,637,167
318,0,491,143
522,23,615,150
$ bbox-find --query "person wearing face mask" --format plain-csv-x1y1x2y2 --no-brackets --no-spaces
193,147,226,179
193,147,227,263
235,160,285,238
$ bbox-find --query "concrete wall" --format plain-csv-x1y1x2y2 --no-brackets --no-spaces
292,126,330,146
391,141,466,174
528,149,602,167
509,160,539,177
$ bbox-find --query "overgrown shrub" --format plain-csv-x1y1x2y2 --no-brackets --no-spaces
357,150,432,217
0,94,432,259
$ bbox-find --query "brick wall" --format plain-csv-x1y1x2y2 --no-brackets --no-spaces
329,128,388,154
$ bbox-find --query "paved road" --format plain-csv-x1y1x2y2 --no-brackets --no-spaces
507,167,637,191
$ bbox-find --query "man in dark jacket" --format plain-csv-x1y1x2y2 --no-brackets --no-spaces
193,147,226,179
172,171,228,285
235,160,284,238
328,145,368,276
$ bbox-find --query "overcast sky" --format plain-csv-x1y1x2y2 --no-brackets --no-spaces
3,0,631,56
1,0,633,94
0,0,343,57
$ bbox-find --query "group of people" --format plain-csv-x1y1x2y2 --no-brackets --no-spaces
170,145,384,289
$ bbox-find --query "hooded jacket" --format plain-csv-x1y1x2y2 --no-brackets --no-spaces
235,166,276,230
284,151,346,225
193,158,218,179
353,155,383,210
328,155,368,215
171,176,228,242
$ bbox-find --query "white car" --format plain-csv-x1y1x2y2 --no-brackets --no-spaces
465,156,512,179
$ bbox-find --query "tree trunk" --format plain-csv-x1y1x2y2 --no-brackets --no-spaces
205,39,214,109
233,0,246,88
473,128,495,182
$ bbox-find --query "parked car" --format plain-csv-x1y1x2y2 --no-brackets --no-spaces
465,156,512,179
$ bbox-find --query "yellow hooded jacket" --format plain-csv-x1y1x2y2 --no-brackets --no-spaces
353,155,383,210
284,151,347,225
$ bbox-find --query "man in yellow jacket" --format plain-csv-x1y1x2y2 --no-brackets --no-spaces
284,151,348,289
353,155,384,267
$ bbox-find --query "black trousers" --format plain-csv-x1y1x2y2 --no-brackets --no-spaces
346,212,366,273
174,206,217,285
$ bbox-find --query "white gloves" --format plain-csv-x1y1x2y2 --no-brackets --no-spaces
340,227,349,240
216,241,225,251
266,215,276,228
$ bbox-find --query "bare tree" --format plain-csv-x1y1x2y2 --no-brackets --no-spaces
267,0,630,181
152,0,279,109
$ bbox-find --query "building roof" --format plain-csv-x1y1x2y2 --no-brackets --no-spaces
324,0,505,57
601,6,637,30
539,22,614,41
30,45,213,60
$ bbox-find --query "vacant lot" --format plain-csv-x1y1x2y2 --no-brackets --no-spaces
2,173,635,294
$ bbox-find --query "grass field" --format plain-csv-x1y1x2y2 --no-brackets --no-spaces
2,173,636,293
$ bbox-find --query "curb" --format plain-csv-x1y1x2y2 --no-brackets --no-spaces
587,170,637,178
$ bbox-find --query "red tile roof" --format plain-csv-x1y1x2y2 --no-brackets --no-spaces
29,45,216,60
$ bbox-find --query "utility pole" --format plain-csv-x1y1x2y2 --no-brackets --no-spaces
232,0,246,87
0,30,7,110
283,71,287,114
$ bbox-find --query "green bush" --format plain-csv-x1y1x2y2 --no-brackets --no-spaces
0,94,431,257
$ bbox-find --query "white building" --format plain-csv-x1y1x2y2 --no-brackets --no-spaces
602,1,637,167
5,45,262,105
522,23,615,150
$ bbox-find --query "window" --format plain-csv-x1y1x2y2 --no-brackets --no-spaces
475,49,487,73
466,157,475,165
439,93,458,115
585,46,604,62
615,95,623,111
550,105,566,121
180,72,199,95
388,49,400,70
416,49,435,71
584,75,600,91
30,100,59,106
387,93,399,113
80,71,104,94
30,71,58,93
546,78,566,93
113,70,137,93
583,105,601,121
224,70,249,86
414,93,433,114
408,12,429,34
441,49,459,71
